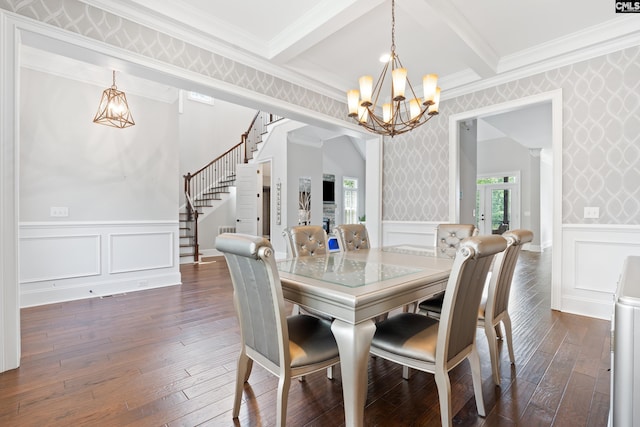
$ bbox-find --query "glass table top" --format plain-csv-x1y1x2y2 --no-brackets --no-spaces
277,254,423,288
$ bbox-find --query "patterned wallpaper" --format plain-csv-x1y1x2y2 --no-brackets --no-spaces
1,1,638,225
384,46,640,224
0,0,345,120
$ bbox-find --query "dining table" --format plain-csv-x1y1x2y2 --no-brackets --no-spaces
276,245,454,427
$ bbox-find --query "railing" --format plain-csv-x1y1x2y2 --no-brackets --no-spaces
182,111,282,262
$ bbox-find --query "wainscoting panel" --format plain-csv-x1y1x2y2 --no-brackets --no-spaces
19,221,181,307
109,232,174,273
381,221,440,247
20,234,101,283
561,224,640,319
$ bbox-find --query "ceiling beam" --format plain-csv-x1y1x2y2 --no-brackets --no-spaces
269,0,385,63
405,0,499,78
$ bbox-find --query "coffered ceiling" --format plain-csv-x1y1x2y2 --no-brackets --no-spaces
83,0,639,100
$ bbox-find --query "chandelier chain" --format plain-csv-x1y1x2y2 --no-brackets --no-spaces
391,0,396,54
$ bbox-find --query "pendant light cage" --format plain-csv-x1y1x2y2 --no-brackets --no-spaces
93,70,135,129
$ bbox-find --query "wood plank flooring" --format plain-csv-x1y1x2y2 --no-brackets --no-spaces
0,250,611,426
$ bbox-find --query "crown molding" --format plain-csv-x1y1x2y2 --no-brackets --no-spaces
20,45,179,104
442,30,640,101
78,0,346,102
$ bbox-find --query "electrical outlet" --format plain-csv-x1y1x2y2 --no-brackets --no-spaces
50,207,69,217
584,207,599,219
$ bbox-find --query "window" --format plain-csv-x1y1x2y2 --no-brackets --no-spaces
343,177,358,224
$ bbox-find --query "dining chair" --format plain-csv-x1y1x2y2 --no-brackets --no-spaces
215,233,340,427
333,223,370,252
282,225,331,318
282,225,335,379
402,223,479,314
435,223,478,258
370,235,507,427
418,229,533,385
282,225,329,257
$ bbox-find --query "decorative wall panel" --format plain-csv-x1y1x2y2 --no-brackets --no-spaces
109,231,174,273
20,234,101,282
384,46,640,224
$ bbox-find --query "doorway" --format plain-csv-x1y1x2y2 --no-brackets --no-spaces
448,90,563,310
476,175,520,235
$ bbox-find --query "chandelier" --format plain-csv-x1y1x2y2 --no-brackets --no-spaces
93,70,135,128
346,0,440,137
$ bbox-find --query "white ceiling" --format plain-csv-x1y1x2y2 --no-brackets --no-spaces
477,103,552,148
83,0,639,100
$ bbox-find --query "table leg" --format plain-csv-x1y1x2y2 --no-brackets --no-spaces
331,319,376,427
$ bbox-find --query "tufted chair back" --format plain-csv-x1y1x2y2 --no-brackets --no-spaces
282,225,329,257
334,224,370,252
436,224,478,258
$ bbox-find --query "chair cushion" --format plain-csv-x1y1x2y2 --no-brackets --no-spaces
371,313,439,363
288,315,339,368
417,292,445,314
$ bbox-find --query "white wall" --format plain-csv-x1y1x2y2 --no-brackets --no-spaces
178,93,255,202
459,121,478,225
287,141,323,231
322,136,366,226
21,68,179,221
540,149,553,249
19,68,181,306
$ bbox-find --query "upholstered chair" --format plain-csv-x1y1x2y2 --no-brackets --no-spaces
282,224,335,379
435,223,478,258
282,225,329,257
370,235,507,427
419,229,533,385
334,223,370,252
215,233,340,427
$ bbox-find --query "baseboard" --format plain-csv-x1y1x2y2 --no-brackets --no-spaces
21,272,181,308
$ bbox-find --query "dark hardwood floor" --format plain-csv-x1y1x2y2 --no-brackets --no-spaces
0,250,611,426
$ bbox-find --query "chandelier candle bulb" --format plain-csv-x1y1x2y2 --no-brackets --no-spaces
359,76,373,106
392,67,407,101
347,90,360,116
428,87,441,114
383,103,392,123
358,105,369,123
410,98,421,121
423,74,438,105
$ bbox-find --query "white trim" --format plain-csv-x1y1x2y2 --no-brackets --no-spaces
449,89,563,311
0,11,21,372
365,135,383,248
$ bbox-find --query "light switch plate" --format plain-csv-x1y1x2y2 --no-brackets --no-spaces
584,207,599,219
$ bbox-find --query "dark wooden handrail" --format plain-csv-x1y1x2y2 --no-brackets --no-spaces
182,111,282,263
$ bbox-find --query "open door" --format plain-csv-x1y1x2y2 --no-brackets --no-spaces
235,164,263,235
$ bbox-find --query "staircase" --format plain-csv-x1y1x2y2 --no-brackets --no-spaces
180,111,282,262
